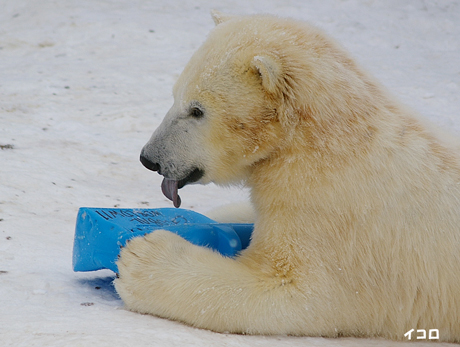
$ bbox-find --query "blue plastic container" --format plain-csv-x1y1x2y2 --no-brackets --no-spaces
72,207,253,273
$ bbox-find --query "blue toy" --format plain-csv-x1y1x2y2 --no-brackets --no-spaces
73,207,253,273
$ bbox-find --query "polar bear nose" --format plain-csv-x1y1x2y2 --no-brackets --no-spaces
140,154,160,172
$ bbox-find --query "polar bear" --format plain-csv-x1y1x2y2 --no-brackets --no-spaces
115,12,460,342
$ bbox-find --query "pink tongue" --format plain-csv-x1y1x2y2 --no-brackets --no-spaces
161,178,181,208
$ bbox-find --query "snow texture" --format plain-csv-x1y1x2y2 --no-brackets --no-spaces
1,0,459,346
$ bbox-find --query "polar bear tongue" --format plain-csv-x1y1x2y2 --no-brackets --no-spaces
161,178,181,208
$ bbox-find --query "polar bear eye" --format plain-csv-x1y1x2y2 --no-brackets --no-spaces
190,107,204,119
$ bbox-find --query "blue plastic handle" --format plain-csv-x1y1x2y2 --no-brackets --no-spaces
72,207,253,273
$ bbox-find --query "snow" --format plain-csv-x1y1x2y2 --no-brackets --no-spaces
0,0,459,346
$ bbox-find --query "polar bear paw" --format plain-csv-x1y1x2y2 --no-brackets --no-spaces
114,230,196,315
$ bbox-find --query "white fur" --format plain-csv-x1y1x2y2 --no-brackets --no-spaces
115,13,460,342
204,201,255,223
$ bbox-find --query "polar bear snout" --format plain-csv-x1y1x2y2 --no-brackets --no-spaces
139,148,176,178
140,140,202,182
139,153,160,172
139,149,204,187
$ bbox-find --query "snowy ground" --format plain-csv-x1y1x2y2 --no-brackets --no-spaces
1,0,459,346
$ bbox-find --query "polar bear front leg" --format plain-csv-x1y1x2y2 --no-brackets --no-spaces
114,230,317,335
204,201,256,223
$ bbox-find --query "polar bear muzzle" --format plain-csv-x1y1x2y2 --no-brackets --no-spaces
140,153,204,208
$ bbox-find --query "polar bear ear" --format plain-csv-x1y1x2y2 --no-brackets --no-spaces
252,55,282,94
211,10,233,25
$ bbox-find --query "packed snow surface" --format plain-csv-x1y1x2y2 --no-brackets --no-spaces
1,0,459,346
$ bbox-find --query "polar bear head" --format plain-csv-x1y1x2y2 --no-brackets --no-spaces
140,12,361,207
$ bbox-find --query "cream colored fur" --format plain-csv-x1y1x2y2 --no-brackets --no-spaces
205,201,255,223
115,12,460,342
